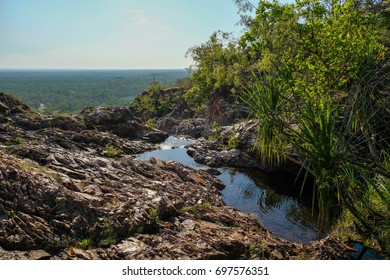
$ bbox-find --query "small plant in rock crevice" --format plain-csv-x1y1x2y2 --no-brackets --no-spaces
98,217,118,247
208,121,223,141
225,129,239,149
76,239,91,250
140,206,160,234
104,143,123,158
147,206,159,226
146,119,156,130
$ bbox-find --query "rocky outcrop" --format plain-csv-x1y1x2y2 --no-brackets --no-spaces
129,87,250,139
0,92,31,115
129,87,208,139
0,93,360,260
206,88,249,126
155,117,206,139
187,139,263,169
129,87,196,121
80,106,168,143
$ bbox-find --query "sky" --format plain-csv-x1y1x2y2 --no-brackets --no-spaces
0,0,246,69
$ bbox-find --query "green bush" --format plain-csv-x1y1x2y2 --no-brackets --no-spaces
76,239,91,250
105,144,123,158
208,121,222,141
146,119,156,130
226,130,239,149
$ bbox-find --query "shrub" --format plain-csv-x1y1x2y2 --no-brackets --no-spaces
208,121,222,141
226,130,239,149
76,239,91,250
146,119,156,130
105,144,123,158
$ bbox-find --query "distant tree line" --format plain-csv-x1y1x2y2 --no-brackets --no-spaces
0,70,189,114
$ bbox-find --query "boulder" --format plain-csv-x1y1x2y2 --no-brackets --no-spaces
80,106,168,142
156,118,206,138
187,138,263,169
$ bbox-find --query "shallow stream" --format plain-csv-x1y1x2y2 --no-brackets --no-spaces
137,136,325,244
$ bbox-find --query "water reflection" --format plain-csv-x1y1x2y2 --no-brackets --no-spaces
137,137,325,244
349,242,384,260
218,168,325,243
137,136,203,168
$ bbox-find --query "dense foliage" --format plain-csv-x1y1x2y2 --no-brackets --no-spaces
185,32,249,106
0,69,188,114
129,81,195,122
189,0,390,254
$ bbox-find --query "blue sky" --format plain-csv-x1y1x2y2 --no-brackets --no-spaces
0,0,248,69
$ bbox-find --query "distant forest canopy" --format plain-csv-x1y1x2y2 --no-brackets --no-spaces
0,69,189,114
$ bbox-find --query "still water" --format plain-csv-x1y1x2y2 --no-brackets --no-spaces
137,136,324,244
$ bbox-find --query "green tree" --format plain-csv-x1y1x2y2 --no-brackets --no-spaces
185,31,248,106
241,0,389,252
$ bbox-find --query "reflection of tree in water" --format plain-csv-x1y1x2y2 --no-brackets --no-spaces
246,169,325,238
247,169,310,197
227,168,257,199
245,168,314,209
284,202,327,237
227,168,291,211
227,169,238,185
243,187,255,199
233,169,291,211
248,177,290,212
219,167,324,242
262,189,289,210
